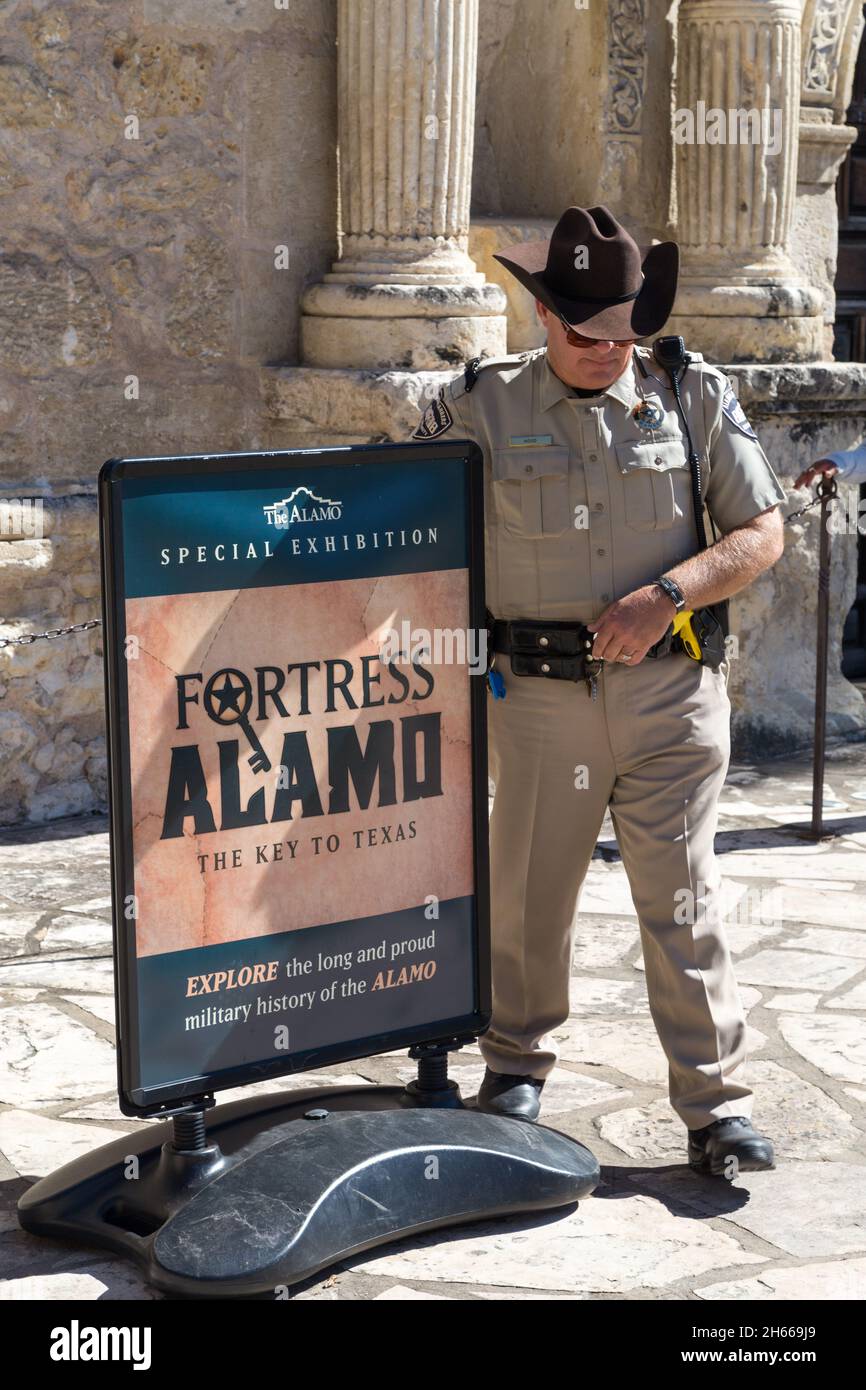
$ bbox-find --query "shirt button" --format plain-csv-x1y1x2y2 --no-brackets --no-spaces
589,453,598,461
596,548,606,556
594,502,604,512
541,662,551,673
524,464,533,474
601,593,610,602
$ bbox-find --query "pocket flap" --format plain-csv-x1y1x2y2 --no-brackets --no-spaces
614,437,688,474
493,446,570,481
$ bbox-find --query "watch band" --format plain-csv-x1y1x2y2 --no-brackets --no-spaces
655,576,686,611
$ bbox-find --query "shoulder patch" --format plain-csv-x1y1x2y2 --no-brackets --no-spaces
412,395,453,440
721,380,758,440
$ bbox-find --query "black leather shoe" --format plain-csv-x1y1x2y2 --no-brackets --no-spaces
688,1116,775,1177
476,1067,545,1122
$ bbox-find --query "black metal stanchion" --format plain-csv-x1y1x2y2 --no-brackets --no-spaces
810,474,839,840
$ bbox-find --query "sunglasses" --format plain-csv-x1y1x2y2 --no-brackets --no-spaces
556,312,637,348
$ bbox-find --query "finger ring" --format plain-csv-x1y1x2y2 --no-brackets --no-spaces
619,652,635,662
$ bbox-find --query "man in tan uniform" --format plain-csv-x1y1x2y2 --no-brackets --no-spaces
410,206,786,1177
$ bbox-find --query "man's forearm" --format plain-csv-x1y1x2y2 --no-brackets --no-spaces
587,508,784,663
661,509,784,611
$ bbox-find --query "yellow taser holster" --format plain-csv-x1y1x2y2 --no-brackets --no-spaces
672,610,703,661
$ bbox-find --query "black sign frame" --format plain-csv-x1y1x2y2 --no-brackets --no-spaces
99,441,491,1117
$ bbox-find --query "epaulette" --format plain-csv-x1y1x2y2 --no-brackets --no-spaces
463,357,483,392
461,351,528,393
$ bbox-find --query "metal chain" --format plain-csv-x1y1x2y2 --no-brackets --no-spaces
784,495,819,525
0,619,101,650
784,475,840,526
784,494,828,525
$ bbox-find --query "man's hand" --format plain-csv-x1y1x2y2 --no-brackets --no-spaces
586,509,783,670
794,458,837,491
586,585,675,667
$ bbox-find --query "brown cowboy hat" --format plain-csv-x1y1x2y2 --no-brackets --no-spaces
493,205,679,340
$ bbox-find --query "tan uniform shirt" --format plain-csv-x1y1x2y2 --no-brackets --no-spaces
411,345,787,620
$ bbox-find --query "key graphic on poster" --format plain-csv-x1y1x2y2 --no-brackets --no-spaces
204,668,272,775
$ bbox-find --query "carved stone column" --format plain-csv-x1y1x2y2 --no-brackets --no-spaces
301,0,506,371
669,0,824,361
598,0,650,214
795,0,865,357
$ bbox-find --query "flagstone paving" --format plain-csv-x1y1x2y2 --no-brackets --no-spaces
1,747,865,1301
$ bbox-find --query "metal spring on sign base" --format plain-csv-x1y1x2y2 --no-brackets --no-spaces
172,1110,208,1152
415,1051,450,1092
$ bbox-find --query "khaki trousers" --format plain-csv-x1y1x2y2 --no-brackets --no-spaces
482,647,753,1131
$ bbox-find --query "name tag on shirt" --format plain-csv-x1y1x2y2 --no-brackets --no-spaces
508,434,553,447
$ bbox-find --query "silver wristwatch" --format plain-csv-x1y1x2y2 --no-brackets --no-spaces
654,576,687,612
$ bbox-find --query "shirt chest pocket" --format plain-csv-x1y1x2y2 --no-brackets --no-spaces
491,446,572,538
614,436,693,531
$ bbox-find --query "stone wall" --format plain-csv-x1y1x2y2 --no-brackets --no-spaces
0,0,337,824
0,499,103,824
727,363,866,757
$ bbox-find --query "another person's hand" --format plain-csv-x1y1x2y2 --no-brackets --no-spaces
794,458,838,491
586,586,675,667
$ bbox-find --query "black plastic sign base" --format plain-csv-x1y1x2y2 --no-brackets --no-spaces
19,1084,600,1298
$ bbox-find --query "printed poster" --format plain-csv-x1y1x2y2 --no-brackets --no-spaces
103,451,485,1105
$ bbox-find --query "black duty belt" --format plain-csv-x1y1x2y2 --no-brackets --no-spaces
491,617,604,696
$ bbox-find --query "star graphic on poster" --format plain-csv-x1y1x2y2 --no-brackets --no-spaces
207,671,250,723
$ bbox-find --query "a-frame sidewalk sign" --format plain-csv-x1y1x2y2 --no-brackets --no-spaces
19,440,598,1297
